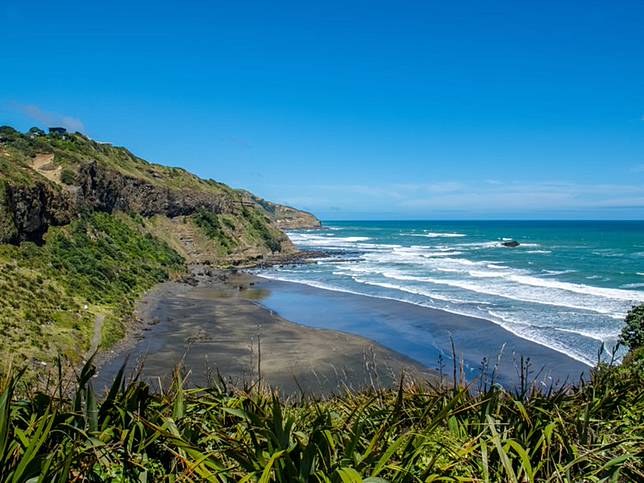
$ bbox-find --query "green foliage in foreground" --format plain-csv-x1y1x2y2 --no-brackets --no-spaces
620,304,644,351
0,212,184,367
0,357,642,482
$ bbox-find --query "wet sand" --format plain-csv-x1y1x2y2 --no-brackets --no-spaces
256,277,590,387
94,272,437,396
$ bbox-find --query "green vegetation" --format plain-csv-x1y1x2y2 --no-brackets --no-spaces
0,126,236,196
60,168,76,185
191,207,283,257
0,350,642,481
620,304,644,352
242,206,283,253
0,181,18,243
0,212,184,368
193,209,237,253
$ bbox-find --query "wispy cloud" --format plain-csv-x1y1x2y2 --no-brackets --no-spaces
8,102,85,132
392,182,466,194
269,180,644,216
397,181,644,211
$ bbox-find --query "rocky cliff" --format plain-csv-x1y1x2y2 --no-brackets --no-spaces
0,126,320,262
2,180,73,244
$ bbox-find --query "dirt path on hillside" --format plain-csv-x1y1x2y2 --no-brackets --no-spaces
30,153,62,184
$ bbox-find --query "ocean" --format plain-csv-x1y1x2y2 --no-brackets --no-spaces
257,221,644,366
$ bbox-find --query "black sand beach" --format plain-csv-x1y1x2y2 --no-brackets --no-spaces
94,272,436,396
95,270,589,396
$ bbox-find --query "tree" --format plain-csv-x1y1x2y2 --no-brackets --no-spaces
620,304,644,351
27,127,45,137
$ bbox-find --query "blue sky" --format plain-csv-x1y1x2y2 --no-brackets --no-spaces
1,1,643,219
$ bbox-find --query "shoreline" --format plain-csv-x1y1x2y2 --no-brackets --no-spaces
93,268,438,396
255,273,596,368
254,275,589,386
94,261,589,395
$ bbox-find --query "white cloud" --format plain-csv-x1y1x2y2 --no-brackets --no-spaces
8,102,85,132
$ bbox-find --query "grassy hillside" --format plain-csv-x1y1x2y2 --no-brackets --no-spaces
0,211,184,370
0,125,317,242
0,126,231,194
0,351,642,481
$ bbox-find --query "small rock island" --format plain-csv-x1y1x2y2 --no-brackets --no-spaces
501,240,520,247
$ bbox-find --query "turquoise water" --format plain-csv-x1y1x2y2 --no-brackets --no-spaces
258,221,644,365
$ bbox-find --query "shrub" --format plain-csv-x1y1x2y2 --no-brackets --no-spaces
193,208,236,251
27,127,45,137
243,206,282,253
60,168,76,185
193,208,223,239
620,304,644,351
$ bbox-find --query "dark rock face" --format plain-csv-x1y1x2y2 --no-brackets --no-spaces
3,182,73,244
1,163,245,245
77,163,237,217
501,240,520,247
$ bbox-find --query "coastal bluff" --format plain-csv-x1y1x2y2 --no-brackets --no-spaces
0,126,320,260
0,125,320,373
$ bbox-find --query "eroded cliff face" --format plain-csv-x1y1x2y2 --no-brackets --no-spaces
0,165,295,260
77,162,235,218
2,182,73,244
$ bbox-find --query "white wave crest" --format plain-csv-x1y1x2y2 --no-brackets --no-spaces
406,232,466,238
487,263,509,269
374,271,641,316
